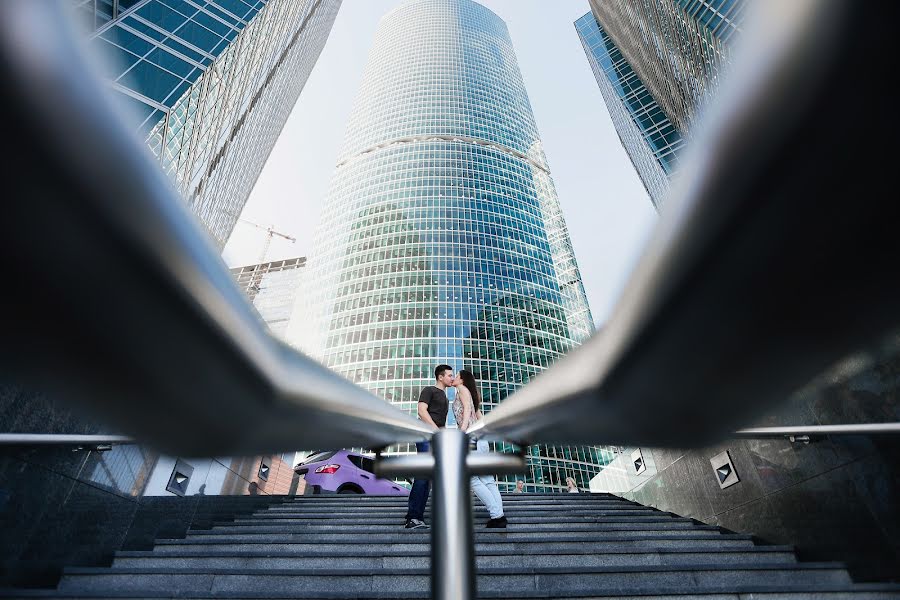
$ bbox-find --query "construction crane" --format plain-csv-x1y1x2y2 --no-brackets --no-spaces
237,218,296,263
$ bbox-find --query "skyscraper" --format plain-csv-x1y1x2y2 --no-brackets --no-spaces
590,0,745,134
232,257,306,340
576,0,744,208
296,0,607,491
86,0,341,247
576,12,682,209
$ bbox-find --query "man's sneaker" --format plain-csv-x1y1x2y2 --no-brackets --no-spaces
404,518,428,529
485,516,507,528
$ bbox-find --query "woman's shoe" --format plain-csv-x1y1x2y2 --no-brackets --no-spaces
485,516,507,528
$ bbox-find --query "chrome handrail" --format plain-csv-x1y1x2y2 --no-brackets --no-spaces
0,434,134,446
6,423,897,449
0,1,431,458
734,423,900,438
469,0,899,448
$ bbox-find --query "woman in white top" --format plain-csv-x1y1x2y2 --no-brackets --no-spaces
452,369,507,528
566,477,579,493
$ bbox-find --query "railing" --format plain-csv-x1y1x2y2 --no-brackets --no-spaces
468,0,899,450
1,1,897,599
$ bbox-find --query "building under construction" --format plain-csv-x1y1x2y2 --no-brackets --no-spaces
231,257,307,341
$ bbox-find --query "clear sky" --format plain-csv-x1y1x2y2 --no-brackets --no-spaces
222,0,658,327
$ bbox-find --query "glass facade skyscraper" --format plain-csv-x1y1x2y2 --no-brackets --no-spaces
576,12,682,209
295,0,607,492
86,0,341,247
576,0,744,209
588,0,744,135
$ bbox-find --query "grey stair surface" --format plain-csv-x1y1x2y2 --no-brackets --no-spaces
5,493,900,599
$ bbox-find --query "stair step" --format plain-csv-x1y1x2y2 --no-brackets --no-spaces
280,499,632,506
280,500,636,508
240,507,677,519
257,508,661,517
113,547,799,569
219,516,690,528
180,528,729,543
9,584,900,599
276,497,636,504
284,493,622,500
153,534,759,553
194,521,706,534
56,564,854,594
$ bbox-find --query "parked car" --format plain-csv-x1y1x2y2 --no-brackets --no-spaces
294,450,409,495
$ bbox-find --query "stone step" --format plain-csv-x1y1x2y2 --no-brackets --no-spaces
180,527,728,543
112,546,799,569
243,510,683,523
284,493,622,501
152,533,760,553
9,585,900,599
280,498,632,506
56,564,854,595
223,515,689,527
195,521,706,534
281,499,635,507
260,506,658,517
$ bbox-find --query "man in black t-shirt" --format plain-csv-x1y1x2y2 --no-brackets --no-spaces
403,364,453,529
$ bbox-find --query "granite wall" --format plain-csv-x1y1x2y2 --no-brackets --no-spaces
591,339,900,581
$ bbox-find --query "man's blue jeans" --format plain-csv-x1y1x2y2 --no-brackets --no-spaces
404,441,430,521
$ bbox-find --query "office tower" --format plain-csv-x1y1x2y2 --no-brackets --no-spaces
576,1,744,208
86,0,342,247
576,12,683,208
590,0,744,134
297,0,606,491
232,257,306,340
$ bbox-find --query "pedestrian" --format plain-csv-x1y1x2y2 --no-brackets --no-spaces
513,480,524,493
403,364,453,529
453,369,507,528
566,476,579,493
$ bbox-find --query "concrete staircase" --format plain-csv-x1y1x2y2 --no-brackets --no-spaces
19,493,900,598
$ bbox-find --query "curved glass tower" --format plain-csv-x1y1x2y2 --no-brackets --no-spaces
295,0,609,491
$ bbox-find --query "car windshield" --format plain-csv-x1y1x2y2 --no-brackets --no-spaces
299,451,337,465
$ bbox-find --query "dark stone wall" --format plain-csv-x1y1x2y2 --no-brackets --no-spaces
0,454,140,588
0,460,287,588
0,385,154,587
592,339,900,581
0,385,293,588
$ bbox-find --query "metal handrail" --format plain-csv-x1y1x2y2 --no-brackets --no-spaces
0,434,134,446
6,422,897,448
469,0,899,448
734,423,900,438
0,1,432,458
1,0,893,465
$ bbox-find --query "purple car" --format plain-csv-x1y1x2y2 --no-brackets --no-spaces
294,450,409,496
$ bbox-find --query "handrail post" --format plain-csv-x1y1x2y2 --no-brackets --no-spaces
431,428,476,600
375,430,525,600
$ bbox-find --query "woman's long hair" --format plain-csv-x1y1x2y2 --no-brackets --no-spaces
458,369,481,413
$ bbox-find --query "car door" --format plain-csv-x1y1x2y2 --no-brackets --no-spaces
355,455,377,493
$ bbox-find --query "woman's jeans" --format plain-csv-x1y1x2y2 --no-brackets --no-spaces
470,439,504,519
